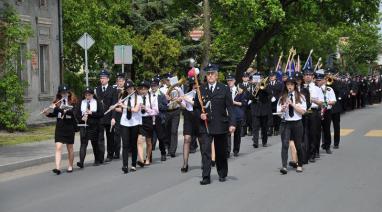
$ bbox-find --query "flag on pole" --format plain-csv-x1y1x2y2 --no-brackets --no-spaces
303,52,313,70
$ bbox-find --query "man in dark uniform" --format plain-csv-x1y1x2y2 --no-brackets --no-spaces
329,70,344,149
268,71,283,136
303,67,324,162
194,64,236,185
110,72,126,159
250,73,272,148
349,76,358,110
296,72,310,164
95,70,118,163
238,72,252,137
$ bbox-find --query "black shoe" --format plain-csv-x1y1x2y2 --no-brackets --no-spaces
181,165,189,173
219,177,226,182
211,161,216,167
137,161,145,168
122,166,129,174
52,169,61,175
76,162,84,169
113,155,120,159
288,161,297,168
170,154,176,158
200,178,211,185
105,157,113,163
326,149,332,154
333,145,339,149
262,143,268,147
93,161,101,166
226,153,231,158
280,167,287,175
316,153,320,158
233,152,239,157
253,144,258,148
274,131,280,136
190,148,197,154
309,158,316,163
161,155,167,161
247,131,252,136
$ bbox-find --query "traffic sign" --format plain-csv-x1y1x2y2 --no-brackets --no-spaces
77,33,95,50
114,45,132,65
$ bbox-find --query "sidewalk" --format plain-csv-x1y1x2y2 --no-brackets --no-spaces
0,118,184,173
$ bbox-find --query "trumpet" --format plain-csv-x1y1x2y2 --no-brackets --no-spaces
104,91,136,115
325,73,339,86
252,77,269,98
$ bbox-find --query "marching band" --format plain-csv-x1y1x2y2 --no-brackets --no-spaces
43,57,382,185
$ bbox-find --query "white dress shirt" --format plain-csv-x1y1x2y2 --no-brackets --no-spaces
141,92,159,117
277,92,307,121
208,82,217,92
321,85,336,110
306,82,324,109
120,94,143,127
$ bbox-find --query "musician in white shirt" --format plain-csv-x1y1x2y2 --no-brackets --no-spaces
117,81,142,173
277,76,307,174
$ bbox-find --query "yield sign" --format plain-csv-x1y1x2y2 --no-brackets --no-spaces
77,32,95,50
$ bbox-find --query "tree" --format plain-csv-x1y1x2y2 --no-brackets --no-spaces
210,0,381,78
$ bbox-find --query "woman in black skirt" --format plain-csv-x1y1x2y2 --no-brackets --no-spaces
44,85,78,175
180,78,199,173
76,87,104,168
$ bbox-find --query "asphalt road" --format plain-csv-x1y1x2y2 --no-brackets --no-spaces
1,104,382,212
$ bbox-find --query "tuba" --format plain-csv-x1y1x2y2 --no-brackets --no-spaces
167,77,187,109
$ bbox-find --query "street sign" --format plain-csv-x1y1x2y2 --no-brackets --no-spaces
114,45,132,65
76,32,95,87
114,45,132,73
77,33,95,50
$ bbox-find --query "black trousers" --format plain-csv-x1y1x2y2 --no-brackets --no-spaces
320,110,332,150
242,108,252,133
79,127,100,163
280,120,304,167
305,110,321,159
199,133,228,179
252,115,268,145
227,120,242,154
301,116,309,164
113,119,122,157
165,109,180,154
98,123,115,160
331,112,341,147
121,125,139,167
153,117,167,156
272,114,281,133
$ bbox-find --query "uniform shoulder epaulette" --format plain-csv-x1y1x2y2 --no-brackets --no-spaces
326,87,332,91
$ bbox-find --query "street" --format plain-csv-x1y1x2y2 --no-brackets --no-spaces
1,104,382,212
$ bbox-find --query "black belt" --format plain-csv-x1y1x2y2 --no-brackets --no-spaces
310,108,320,111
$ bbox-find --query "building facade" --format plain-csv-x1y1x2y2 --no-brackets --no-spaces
4,0,62,124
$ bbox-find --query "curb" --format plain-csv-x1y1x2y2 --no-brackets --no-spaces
0,149,93,174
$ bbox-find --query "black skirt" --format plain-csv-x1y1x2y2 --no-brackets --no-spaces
55,118,75,144
183,110,198,136
140,117,154,138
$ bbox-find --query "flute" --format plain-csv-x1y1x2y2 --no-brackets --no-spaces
104,91,136,115
40,98,64,114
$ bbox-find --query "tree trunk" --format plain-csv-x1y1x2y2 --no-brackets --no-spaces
235,23,281,80
201,0,211,78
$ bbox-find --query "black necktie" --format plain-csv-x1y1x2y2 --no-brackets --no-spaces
63,99,66,106
102,86,106,92
289,94,294,117
210,86,213,92
142,96,146,114
87,100,90,111
126,97,132,120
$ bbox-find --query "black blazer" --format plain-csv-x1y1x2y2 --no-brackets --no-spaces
250,87,272,117
268,80,283,111
194,82,235,135
95,85,118,124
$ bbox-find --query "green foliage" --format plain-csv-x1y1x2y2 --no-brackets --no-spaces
0,1,32,131
141,29,181,78
211,0,381,75
63,0,201,82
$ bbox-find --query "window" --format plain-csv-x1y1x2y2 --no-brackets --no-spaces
16,44,27,81
39,0,47,7
15,0,23,5
39,45,49,93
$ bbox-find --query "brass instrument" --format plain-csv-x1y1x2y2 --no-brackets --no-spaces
325,73,338,86
252,77,269,98
167,77,187,109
